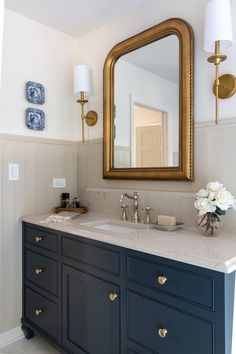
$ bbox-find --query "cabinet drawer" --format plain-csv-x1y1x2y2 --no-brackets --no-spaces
127,256,214,309
62,236,120,275
25,225,58,253
25,287,58,340
127,291,213,354
26,250,58,296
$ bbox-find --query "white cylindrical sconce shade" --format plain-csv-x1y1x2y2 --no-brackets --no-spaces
204,0,233,53
73,64,93,96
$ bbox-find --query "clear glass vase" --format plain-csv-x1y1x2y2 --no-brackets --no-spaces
197,212,223,236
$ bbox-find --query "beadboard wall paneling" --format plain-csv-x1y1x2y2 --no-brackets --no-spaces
0,134,78,334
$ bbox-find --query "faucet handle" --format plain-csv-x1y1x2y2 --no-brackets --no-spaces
120,204,129,221
120,193,126,203
143,206,153,224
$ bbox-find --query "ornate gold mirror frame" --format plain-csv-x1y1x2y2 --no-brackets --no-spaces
103,18,194,180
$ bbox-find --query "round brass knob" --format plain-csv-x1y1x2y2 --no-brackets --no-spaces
157,276,167,285
158,328,168,338
109,292,118,302
35,267,44,275
35,309,42,316
35,236,43,243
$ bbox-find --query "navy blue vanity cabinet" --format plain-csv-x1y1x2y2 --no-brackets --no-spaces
21,222,235,354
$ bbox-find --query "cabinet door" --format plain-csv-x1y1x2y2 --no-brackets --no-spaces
62,265,120,354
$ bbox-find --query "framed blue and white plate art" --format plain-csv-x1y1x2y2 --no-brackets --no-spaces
26,81,45,105
26,108,45,131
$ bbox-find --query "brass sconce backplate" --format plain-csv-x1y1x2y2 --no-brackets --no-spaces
213,74,236,99
86,110,98,126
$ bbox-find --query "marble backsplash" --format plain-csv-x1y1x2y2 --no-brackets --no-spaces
80,187,236,228
80,187,197,226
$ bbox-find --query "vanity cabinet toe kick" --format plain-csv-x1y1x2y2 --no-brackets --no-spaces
21,222,235,354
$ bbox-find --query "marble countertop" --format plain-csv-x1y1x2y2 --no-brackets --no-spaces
21,212,236,274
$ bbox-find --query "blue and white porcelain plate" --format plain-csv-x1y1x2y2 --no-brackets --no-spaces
26,108,45,130
26,81,45,104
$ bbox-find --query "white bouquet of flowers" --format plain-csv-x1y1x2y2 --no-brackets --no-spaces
194,182,236,235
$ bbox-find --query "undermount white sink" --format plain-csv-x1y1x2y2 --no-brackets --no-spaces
80,219,143,234
93,223,138,234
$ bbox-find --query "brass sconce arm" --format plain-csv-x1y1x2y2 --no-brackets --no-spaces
77,91,98,143
77,92,88,143
207,41,227,124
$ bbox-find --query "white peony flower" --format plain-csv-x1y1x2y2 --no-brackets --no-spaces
207,181,223,193
214,189,235,211
196,189,208,199
208,191,216,201
194,198,216,216
195,181,236,217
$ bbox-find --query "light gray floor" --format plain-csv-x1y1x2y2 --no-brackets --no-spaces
0,335,60,354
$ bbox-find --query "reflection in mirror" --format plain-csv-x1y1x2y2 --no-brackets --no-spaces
114,35,179,168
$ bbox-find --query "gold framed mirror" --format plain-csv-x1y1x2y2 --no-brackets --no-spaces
103,18,194,180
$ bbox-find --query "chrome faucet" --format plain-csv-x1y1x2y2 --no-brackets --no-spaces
120,191,140,223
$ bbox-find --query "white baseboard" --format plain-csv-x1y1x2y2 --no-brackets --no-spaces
0,326,24,349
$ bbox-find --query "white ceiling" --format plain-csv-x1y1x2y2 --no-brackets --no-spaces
122,35,179,84
5,0,150,37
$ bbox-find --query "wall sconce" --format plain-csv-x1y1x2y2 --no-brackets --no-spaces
204,0,235,124
73,64,98,143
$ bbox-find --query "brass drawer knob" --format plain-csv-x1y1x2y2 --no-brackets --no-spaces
109,292,118,302
157,275,167,285
158,328,168,338
35,267,44,275
35,236,43,243
35,309,42,316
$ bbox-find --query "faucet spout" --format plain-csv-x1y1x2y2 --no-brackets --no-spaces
120,193,133,203
119,192,140,223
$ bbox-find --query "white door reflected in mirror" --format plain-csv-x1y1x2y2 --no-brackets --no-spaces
134,105,166,168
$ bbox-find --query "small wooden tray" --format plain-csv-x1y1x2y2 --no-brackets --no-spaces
55,207,87,214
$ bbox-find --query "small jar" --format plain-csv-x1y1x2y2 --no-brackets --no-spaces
61,193,70,208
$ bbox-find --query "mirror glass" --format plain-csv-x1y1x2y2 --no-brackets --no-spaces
113,35,179,168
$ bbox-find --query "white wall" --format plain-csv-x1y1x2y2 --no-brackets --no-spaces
0,10,79,141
